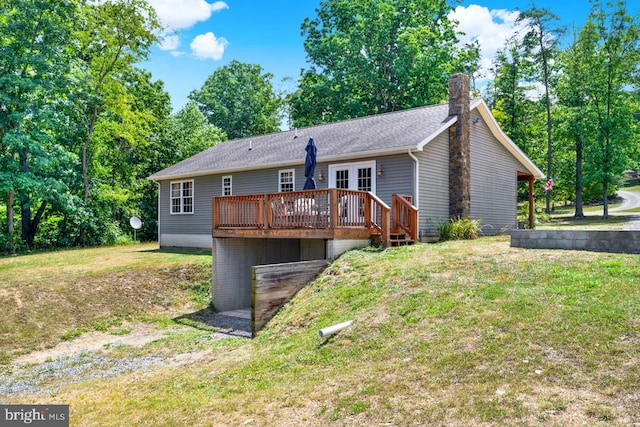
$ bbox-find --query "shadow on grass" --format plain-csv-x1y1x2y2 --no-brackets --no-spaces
140,247,211,256
173,306,251,337
539,215,630,229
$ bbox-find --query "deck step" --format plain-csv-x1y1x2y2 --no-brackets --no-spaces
371,231,416,246
389,231,415,246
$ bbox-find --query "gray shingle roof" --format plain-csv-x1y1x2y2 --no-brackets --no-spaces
149,102,454,181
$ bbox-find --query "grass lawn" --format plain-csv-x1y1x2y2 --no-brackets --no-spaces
1,238,639,425
537,215,630,230
0,243,212,362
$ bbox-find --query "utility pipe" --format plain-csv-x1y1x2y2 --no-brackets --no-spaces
318,320,354,338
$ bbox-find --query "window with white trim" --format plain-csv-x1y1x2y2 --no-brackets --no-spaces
279,169,295,192
222,175,232,196
170,180,194,214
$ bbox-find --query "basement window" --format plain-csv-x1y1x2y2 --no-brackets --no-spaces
170,180,194,214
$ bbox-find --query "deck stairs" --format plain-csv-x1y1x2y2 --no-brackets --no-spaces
389,228,415,246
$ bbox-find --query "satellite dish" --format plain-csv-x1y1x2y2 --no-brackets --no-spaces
130,217,142,244
130,216,142,230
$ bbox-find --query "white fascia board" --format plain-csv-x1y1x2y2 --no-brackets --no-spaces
473,99,545,179
416,116,457,151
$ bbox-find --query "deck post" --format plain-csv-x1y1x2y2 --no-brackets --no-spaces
528,176,535,230
263,194,270,229
364,194,372,229
329,189,338,230
381,206,391,247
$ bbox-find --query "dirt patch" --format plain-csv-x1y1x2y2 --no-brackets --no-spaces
13,322,183,366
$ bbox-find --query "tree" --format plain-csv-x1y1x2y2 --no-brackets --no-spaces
75,0,160,243
0,0,80,252
517,5,565,214
579,1,639,218
294,0,480,125
556,28,596,218
166,101,226,160
487,37,542,161
189,60,281,139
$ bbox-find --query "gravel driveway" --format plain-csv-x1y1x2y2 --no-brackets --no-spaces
0,313,251,397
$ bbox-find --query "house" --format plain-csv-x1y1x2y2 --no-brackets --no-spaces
149,73,543,317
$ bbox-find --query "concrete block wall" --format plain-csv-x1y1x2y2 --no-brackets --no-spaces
212,238,301,312
213,237,371,313
510,230,640,254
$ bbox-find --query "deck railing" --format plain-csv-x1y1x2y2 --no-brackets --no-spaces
213,189,391,246
392,194,419,242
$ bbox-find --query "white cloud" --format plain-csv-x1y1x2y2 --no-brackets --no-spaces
148,0,228,30
190,32,229,60
158,34,180,51
449,5,527,84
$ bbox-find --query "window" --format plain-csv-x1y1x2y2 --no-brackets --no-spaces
279,169,294,192
222,175,232,196
336,169,349,189
170,180,194,214
357,167,372,192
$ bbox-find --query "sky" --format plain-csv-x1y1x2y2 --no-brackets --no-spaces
141,0,602,112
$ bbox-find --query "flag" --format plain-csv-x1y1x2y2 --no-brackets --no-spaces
543,178,554,192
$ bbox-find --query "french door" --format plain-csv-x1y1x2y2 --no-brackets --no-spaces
328,161,376,193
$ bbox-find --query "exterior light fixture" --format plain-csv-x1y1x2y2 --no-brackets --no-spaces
318,171,325,182
377,165,383,176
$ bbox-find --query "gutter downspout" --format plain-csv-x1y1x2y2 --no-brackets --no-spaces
408,149,420,238
156,181,161,248
408,149,419,208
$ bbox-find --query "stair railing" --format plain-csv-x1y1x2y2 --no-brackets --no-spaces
392,194,419,242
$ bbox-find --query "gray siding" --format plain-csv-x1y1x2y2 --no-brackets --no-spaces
417,132,450,236
158,154,416,239
372,154,413,206
469,112,529,234
159,176,216,235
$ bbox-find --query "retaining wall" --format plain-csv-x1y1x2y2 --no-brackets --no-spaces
510,230,640,254
251,259,328,336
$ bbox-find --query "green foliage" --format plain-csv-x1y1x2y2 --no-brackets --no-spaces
0,0,82,253
166,101,226,160
488,39,542,162
293,0,480,125
438,217,482,240
189,60,281,139
0,0,171,253
571,1,640,218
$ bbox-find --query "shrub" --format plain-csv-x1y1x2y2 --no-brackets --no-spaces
438,217,482,240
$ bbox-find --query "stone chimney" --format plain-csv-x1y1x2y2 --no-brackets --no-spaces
448,73,471,219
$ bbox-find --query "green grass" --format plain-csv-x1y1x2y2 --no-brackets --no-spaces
0,243,212,360
538,215,630,229
3,237,640,425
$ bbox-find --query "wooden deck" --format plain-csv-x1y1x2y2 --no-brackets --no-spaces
212,189,418,247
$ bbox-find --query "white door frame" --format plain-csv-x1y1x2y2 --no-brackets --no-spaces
328,161,377,193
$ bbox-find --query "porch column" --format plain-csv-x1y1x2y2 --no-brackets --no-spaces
528,176,535,229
